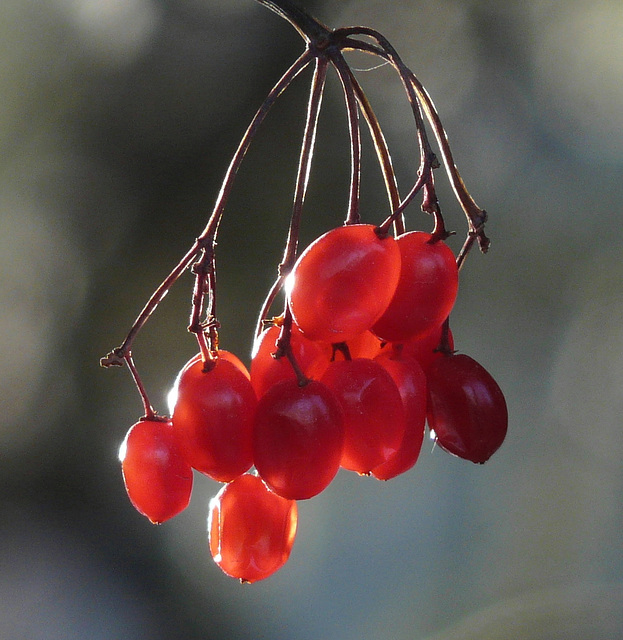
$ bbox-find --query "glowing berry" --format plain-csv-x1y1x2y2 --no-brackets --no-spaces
253,379,344,500
287,224,401,343
372,354,427,480
119,418,193,524
170,352,257,482
250,323,330,399
372,232,458,342
321,358,405,474
208,474,298,583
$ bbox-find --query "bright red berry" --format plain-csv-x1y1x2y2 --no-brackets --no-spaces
372,232,458,342
119,418,193,524
253,379,345,500
371,354,427,480
287,224,402,343
321,358,405,474
426,353,507,463
250,323,330,399
208,474,298,583
170,352,257,482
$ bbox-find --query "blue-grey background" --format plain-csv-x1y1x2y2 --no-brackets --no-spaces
1,1,622,638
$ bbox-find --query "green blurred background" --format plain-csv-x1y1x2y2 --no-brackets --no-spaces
1,0,622,638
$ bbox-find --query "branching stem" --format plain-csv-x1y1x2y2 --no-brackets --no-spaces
103,0,490,415
101,49,312,368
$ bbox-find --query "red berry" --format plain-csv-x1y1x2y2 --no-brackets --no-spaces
426,353,507,463
170,352,257,482
287,224,402,343
321,358,405,474
253,379,345,500
218,349,252,380
208,474,298,583
341,330,386,360
371,354,427,480
119,418,193,524
250,324,330,399
394,323,454,372
372,232,458,342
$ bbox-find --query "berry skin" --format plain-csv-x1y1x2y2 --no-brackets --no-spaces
321,358,406,474
250,323,330,399
340,330,386,360
371,354,427,480
253,379,345,500
119,418,193,524
426,353,507,463
208,474,298,583
218,349,252,380
396,323,454,372
170,352,257,482
287,224,402,343
372,232,458,342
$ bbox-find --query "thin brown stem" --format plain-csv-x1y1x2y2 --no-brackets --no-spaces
274,305,309,386
377,169,428,236
339,34,441,233
254,57,328,337
330,51,361,225
196,50,314,245
124,354,157,419
346,69,404,234
195,330,214,367
188,247,212,334
280,56,328,273
456,231,479,271
101,51,313,368
100,240,202,368
339,31,434,174
255,275,286,338
188,242,221,363
255,0,331,44
436,317,454,356
339,28,489,252
408,74,488,241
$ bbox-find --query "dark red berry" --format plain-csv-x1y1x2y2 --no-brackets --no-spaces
426,353,507,463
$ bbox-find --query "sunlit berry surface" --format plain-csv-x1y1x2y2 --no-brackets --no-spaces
170,354,257,482
287,224,402,343
119,418,193,524
208,474,298,583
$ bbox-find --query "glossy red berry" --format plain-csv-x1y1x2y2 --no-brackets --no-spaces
253,379,345,500
250,323,330,399
372,232,458,342
321,358,405,474
371,354,427,480
119,418,193,524
208,474,298,583
287,224,402,343
170,352,257,482
426,353,507,463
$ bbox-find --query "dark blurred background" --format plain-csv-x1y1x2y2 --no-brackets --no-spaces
2,0,622,638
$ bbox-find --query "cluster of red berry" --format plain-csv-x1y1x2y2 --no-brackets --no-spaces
104,0,507,585
118,222,507,583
